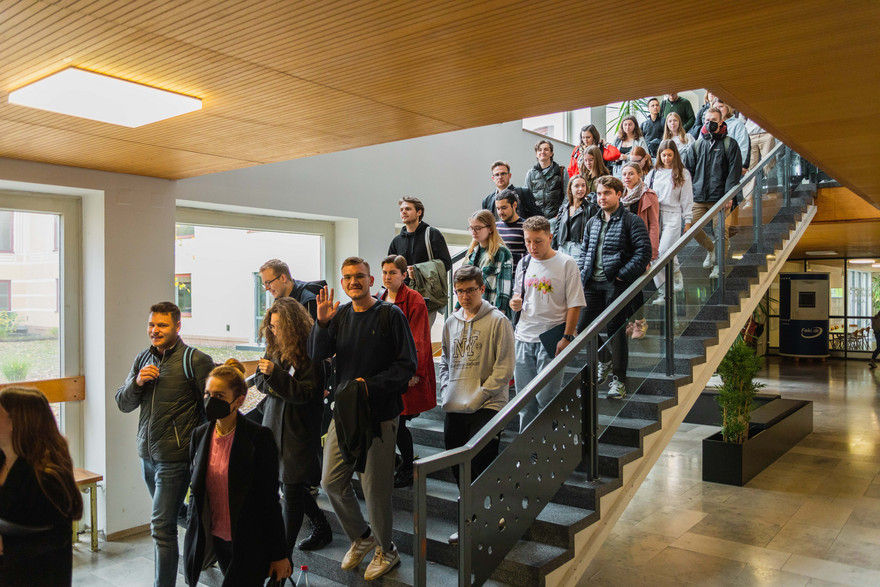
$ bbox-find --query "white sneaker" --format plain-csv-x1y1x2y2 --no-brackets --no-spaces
703,251,714,269
709,266,719,279
364,544,400,580
607,377,626,399
341,534,377,570
597,361,612,385
673,271,684,292
652,295,666,305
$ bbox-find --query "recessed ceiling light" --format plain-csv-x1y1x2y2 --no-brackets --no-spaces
848,259,875,264
8,67,201,127
805,251,838,256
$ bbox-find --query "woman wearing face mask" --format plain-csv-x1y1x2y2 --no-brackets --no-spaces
552,175,598,260
620,162,660,339
0,387,82,587
663,112,695,156
464,210,514,319
253,298,329,554
611,115,649,177
184,359,291,586
579,146,612,194
645,140,693,296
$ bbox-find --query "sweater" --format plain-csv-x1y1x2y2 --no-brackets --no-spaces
646,168,694,222
465,245,514,320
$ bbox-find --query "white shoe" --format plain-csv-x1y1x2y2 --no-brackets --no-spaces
709,266,719,279
597,361,612,385
652,295,666,305
703,252,714,269
607,377,627,399
673,271,684,292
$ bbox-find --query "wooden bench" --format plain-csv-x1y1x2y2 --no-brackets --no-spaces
74,468,102,552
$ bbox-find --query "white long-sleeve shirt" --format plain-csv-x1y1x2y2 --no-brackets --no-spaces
646,168,694,223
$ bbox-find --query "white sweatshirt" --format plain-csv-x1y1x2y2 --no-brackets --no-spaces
646,168,694,223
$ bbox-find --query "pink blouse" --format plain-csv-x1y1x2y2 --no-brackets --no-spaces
206,427,235,541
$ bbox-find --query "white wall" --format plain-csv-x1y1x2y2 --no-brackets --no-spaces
0,119,571,536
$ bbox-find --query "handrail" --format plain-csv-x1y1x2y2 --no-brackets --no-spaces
414,142,796,585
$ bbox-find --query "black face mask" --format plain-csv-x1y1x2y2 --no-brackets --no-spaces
706,120,719,134
204,396,233,420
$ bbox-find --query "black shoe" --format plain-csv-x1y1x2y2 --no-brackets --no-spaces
393,469,413,488
297,518,332,551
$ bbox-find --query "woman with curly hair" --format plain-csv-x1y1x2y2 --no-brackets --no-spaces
254,297,331,554
0,386,82,586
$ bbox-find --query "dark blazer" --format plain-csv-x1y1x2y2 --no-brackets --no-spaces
253,358,324,486
184,414,287,587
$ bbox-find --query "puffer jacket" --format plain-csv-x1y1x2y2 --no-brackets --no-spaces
683,123,743,203
523,161,568,219
116,341,214,462
578,205,652,286
552,199,598,249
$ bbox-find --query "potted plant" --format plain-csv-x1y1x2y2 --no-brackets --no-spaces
703,339,812,485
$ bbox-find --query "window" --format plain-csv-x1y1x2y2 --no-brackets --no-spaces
0,280,9,311
0,211,12,253
175,274,192,316
176,223,195,239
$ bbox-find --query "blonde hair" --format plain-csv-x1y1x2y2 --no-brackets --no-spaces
663,112,688,142
466,210,504,261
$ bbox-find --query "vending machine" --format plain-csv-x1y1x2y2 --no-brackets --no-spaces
779,273,829,358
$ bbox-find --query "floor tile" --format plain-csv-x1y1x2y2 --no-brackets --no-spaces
631,505,707,538
671,531,791,569
783,553,880,586
788,499,854,530
765,520,840,559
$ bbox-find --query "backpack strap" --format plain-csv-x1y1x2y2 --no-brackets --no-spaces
648,169,656,189
519,255,531,297
181,345,205,408
424,226,434,262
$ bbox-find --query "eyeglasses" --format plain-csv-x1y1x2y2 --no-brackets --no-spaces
455,286,481,296
262,275,281,289
467,225,488,233
342,273,368,282
492,172,509,178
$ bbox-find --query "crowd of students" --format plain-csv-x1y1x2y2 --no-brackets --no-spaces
0,92,770,587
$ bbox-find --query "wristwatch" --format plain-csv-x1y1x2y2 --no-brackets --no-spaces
562,334,575,342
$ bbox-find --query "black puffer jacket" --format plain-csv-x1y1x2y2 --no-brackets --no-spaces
578,205,652,286
523,161,568,219
552,198,598,249
116,341,214,462
683,124,743,203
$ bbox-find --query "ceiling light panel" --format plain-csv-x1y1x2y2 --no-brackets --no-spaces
8,68,201,128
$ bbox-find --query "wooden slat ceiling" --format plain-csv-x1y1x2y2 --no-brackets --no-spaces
0,0,878,207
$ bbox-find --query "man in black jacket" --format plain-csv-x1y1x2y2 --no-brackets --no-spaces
578,176,651,400
641,98,664,156
116,301,214,587
387,196,453,324
481,160,541,219
259,258,320,320
683,107,743,278
309,257,417,581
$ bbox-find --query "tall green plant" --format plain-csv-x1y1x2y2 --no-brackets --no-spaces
607,98,652,135
1,356,31,382
715,340,765,443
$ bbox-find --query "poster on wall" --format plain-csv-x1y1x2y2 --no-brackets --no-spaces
779,273,829,358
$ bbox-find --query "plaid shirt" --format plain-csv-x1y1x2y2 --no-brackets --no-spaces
466,245,514,320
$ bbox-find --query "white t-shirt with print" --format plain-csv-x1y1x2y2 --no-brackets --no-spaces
513,252,586,343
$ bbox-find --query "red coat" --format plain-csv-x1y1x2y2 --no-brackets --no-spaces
377,285,437,415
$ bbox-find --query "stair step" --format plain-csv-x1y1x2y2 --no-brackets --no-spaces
598,414,662,447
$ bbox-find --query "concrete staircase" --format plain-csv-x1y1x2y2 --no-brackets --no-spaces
283,189,817,586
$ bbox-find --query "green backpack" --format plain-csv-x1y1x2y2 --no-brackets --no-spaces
411,227,449,313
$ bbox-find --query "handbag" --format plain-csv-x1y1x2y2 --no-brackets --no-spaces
411,227,449,313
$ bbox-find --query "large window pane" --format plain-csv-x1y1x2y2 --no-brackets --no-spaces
0,211,61,384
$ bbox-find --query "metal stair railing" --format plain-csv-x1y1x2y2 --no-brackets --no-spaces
413,142,797,586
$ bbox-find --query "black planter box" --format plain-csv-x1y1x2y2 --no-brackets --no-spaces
702,399,813,486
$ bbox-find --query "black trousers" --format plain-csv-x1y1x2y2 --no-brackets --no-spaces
282,482,325,554
396,414,415,473
579,279,630,381
444,409,501,484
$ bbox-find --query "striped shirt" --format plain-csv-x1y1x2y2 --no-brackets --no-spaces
497,218,526,266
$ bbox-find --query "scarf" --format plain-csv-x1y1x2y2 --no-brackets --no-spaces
621,182,645,208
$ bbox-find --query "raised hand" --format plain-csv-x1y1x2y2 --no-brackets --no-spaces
316,285,340,326
136,364,160,387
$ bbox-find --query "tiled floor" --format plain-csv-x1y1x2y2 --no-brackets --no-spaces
581,357,880,586
72,358,880,586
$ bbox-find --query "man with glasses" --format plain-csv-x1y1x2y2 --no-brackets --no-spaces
259,258,322,320
481,160,540,219
439,265,515,544
309,257,417,581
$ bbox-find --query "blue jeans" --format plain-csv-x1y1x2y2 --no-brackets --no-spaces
141,459,191,587
515,340,564,432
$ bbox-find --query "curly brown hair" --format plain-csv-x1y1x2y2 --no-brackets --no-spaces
260,297,313,369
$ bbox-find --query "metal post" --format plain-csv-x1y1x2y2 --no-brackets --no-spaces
716,206,726,293
783,148,791,207
413,465,427,587
754,167,764,253
587,335,599,481
665,263,675,377
459,460,472,586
